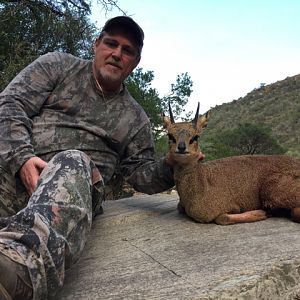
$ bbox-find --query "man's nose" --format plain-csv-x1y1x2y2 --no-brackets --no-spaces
112,46,122,60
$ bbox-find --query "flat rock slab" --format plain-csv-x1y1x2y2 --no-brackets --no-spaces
57,194,300,300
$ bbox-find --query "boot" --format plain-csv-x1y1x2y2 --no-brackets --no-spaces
0,251,33,300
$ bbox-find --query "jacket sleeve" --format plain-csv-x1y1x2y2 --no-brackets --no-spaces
0,52,62,175
120,123,175,194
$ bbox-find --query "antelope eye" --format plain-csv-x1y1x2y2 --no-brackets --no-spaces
189,135,199,144
168,134,176,143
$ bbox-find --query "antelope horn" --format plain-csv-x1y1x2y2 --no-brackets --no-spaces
193,102,200,126
168,101,175,124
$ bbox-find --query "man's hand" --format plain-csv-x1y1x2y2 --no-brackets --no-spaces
19,157,47,196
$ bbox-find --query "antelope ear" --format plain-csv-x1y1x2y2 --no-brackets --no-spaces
196,111,210,130
162,114,172,128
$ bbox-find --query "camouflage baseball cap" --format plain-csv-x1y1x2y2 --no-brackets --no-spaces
101,16,144,52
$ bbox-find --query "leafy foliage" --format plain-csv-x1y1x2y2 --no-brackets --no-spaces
126,68,194,135
161,72,193,121
153,135,169,159
125,69,194,158
0,0,100,91
126,68,162,130
200,139,235,161
223,123,285,155
201,123,285,160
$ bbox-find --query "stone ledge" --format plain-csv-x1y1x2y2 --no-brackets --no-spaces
57,194,300,300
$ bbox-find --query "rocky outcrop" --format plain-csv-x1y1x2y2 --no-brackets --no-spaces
58,194,300,299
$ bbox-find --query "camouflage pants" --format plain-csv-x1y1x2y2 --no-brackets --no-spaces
0,150,104,299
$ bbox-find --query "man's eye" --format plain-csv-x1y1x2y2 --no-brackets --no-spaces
104,40,118,48
168,134,176,143
189,135,199,144
122,47,136,57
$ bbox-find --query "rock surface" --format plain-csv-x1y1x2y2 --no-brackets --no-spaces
57,193,300,300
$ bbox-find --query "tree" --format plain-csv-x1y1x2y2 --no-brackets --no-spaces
125,68,194,159
126,68,162,130
126,68,194,142
205,123,286,159
161,72,193,121
0,1,120,17
0,0,121,91
127,70,194,125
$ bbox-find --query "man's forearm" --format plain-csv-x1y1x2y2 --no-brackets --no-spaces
124,157,175,194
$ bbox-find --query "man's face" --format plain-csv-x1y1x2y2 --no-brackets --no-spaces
93,31,140,92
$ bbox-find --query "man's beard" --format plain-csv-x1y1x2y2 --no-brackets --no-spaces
98,67,122,87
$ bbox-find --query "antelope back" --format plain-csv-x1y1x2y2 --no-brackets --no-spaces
163,103,209,165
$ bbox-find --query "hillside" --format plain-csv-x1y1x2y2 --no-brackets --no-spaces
202,74,300,155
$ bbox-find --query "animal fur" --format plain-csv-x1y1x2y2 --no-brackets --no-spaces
164,103,300,225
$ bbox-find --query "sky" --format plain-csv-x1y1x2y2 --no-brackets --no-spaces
92,0,300,114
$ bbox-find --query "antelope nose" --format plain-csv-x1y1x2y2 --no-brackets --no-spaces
177,142,186,153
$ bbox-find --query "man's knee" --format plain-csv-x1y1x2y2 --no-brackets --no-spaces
46,150,102,187
49,150,93,171
52,149,90,162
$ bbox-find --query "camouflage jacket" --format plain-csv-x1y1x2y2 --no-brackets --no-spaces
0,52,174,194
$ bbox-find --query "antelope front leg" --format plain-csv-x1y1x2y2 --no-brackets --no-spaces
215,210,268,225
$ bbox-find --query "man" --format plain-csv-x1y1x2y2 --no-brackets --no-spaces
0,16,175,299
